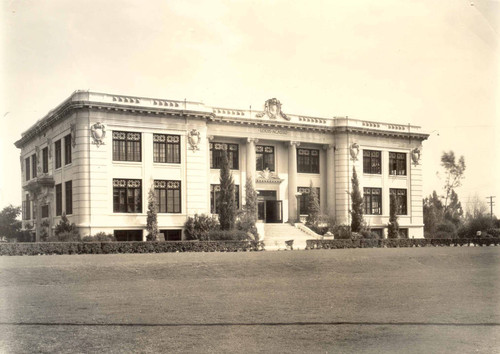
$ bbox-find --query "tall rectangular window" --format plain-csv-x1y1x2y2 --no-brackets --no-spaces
25,157,30,181
389,152,406,176
210,184,239,213
113,179,142,213
31,154,37,178
55,183,62,216
42,147,49,173
364,188,382,215
297,187,320,215
390,188,407,215
297,148,319,173
65,181,73,215
64,134,72,165
210,142,239,170
154,180,181,213
363,150,381,174
153,134,180,163
22,197,30,220
41,205,49,218
55,140,62,169
113,131,142,162
256,145,275,171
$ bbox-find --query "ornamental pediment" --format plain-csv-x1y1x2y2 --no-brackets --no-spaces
255,168,284,184
256,98,290,121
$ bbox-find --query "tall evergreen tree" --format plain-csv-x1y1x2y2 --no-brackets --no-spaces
306,181,320,227
350,167,364,232
146,186,159,241
238,175,258,238
218,149,236,230
388,193,399,238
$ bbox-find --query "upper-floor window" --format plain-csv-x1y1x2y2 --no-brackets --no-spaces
297,148,319,174
113,131,141,162
55,140,62,169
363,150,381,174
22,197,30,220
297,187,320,215
64,134,72,165
210,142,239,170
364,188,382,215
113,179,142,213
41,204,49,218
65,181,73,215
256,145,275,171
389,152,406,176
154,180,181,213
390,188,407,215
25,157,30,181
55,183,62,216
210,184,240,213
153,134,180,163
42,147,49,173
31,154,37,178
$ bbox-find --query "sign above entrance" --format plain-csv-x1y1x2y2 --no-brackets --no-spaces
256,98,291,121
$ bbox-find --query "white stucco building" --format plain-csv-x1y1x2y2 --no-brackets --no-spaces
15,91,429,241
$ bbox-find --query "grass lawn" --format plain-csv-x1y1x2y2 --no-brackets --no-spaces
0,247,499,353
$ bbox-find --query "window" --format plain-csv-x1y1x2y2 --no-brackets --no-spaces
364,188,382,215
113,131,142,162
390,188,407,215
210,184,240,213
114,230,143,241
389,152,406,176
25,157,30,181
297,187,320,215
371,229,384,239
42,147,49,173
363,150,381,174
399,228,409,238
297,148,319,173
160,229,182,241
55,184,62,216
55,140,62,169
113,179,142,213
22,197,30,220
210,142,239,170
153,134,180,163
64,134,72,165
154,180,181,213
256,145,275,171
41,205,49,218
31,154,37,178
65,181,73,215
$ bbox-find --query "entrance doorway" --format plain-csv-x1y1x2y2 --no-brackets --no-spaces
257,190,283,223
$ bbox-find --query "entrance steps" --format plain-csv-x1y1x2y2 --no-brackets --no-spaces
262,223,314,251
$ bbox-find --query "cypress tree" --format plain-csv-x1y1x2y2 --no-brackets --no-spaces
388,193,400,238
146,186,159,241
306,181,320,227
218,149,236,230
350,166,364,232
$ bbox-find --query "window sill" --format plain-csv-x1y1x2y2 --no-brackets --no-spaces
389,174,407,178
153,162,182,167
363,173,382,176
112,161,142,165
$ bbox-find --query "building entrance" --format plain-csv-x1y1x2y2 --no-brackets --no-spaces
257,190,283,223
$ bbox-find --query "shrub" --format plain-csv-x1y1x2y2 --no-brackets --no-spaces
332,225,351,239
184,214,219,240
82,232,115,242
207,230,250,241
53,214,80,241
486,228,500,238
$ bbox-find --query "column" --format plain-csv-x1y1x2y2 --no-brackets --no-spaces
288,141,300,223
246,138,258,187
324,144,335,217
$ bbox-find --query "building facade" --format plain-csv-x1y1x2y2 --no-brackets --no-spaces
15,91,429,241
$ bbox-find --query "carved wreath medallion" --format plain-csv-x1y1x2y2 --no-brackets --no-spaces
90,122,106,147
350,143,360,161
187,129,201,151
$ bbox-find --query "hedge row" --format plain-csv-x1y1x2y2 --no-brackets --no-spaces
0,240,265,256
306,238,500,249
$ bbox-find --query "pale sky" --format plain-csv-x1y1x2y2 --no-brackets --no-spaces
1,0,498,214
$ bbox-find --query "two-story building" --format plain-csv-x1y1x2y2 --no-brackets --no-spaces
15,91,429,241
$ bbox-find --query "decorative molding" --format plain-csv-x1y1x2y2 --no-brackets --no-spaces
246,137,259,144
411,148,421,166
350,142,360,161
323,144,335,151
35,146,41,174
70,123,76,148
90,122,106,147
256,168,284,184
187,129,201,151
256,98,290,121
287,141,301,147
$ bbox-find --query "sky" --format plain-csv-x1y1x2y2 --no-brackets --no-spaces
1,0,498,214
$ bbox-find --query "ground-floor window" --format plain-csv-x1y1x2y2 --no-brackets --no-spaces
370,228,384,238
364,188,382,215
160,229,182,241
154,180,181,213
113,179,142,213
114,230,143,241
390,188,407,215
210,184,239,213
41,205,49,218
398,228,409,238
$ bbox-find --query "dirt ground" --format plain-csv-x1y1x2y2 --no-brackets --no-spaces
0,247,499,353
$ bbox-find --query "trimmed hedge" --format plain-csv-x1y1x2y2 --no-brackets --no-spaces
0,240,265,256
306,238,500,250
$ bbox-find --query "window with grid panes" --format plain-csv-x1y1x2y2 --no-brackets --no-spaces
363,150,381,174
31,154,37,178
42,147,49,173
64,134,72,165
113,179,142,213
297,187,320,215
364,188,382,215
297,148,319,173
389,152,406,176
210,184,239,213
154,180,181,213
153,134,180,163
256,145,275,171
112,131,141,162
210,142,239,169
390,188,407,215
55,140,62,169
